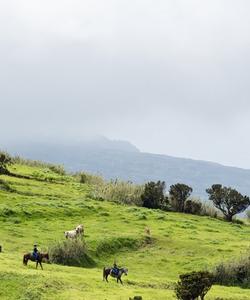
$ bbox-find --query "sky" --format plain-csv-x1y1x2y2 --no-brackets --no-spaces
1,0,250,168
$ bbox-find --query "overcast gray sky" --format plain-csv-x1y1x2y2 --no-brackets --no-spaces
1,0,250,168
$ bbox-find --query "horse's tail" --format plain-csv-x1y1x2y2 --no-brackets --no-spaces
103,267,106,281
23,254,27,265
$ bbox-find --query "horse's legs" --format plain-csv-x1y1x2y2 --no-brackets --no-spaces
36,261,38,269
119,277,123,284
39,262,43,270
106,274,109,282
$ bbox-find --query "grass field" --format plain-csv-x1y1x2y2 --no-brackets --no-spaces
0,163,250,299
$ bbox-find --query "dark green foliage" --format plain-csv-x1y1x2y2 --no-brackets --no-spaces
214,256,250,288
49,239,95,268
141,181,168,209
206,184,250,222
79,173,87,184
184,199,202,215
169,183,193,213
0,151,12,174
175,271,214,300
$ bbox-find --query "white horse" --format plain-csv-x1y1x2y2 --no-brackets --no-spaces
64,229,78,239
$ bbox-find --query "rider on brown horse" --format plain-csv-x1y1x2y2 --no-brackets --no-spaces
33,244,39,261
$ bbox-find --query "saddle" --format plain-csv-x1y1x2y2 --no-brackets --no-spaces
111,268,119,276
31,252,40,260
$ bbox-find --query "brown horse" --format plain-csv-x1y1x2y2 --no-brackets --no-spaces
103,267,128,284
23,252,49,270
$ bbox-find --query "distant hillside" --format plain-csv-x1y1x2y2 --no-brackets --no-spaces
3,136,250,198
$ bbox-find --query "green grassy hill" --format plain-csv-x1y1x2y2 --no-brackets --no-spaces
0,163,250,299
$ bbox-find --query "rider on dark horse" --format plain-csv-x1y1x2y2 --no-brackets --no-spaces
112,262,119,276
32,244,39,261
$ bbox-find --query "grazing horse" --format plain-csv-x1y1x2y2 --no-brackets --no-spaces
23,252,49,270
103,267,128,284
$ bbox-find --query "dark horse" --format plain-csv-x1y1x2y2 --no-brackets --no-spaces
23,252,49,270
103,267,128,284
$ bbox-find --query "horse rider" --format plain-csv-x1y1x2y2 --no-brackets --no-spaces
33,244,39,261
112,262,119,275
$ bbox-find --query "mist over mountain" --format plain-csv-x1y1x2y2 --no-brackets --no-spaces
3,137,250,198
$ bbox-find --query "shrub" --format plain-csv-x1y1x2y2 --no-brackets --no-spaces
200,202,220,218
0,151,13,174
214,256,250,287
184,199,202,215
73,171,104,186
48,239,95,267
175,271,214,300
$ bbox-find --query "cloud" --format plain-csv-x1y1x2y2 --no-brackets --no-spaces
1,0,250,167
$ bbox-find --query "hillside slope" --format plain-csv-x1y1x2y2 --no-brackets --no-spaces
0,163,250,299
4,138,250,198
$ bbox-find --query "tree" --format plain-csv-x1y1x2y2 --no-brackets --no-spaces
141,181,168,209
169,183,193,212
206,184,250,222
175,271,214,300
0,151,12,175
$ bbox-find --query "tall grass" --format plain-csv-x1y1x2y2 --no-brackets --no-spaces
93,179,144,206
13,156,66,175
214,254,250,288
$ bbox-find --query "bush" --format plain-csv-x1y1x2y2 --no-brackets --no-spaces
214,256,250,287
48,239,95,267
0,151,13,174
200,202,220,218
73,171,104,186
184,199,202,215
175,271,214,300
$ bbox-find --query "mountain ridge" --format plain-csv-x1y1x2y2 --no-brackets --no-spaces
2,137,250,198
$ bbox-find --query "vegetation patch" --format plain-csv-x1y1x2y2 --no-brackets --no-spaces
49,239,96,268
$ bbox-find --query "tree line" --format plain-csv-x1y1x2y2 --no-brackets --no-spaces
1,150,250,222
141,181,250,222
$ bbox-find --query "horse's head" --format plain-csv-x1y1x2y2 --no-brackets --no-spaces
43,253,49,260
122,268,128,276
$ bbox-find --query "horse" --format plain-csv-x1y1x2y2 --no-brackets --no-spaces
103,267,128,284
75,224,84,235
23,252,49,270
64,229,79,239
